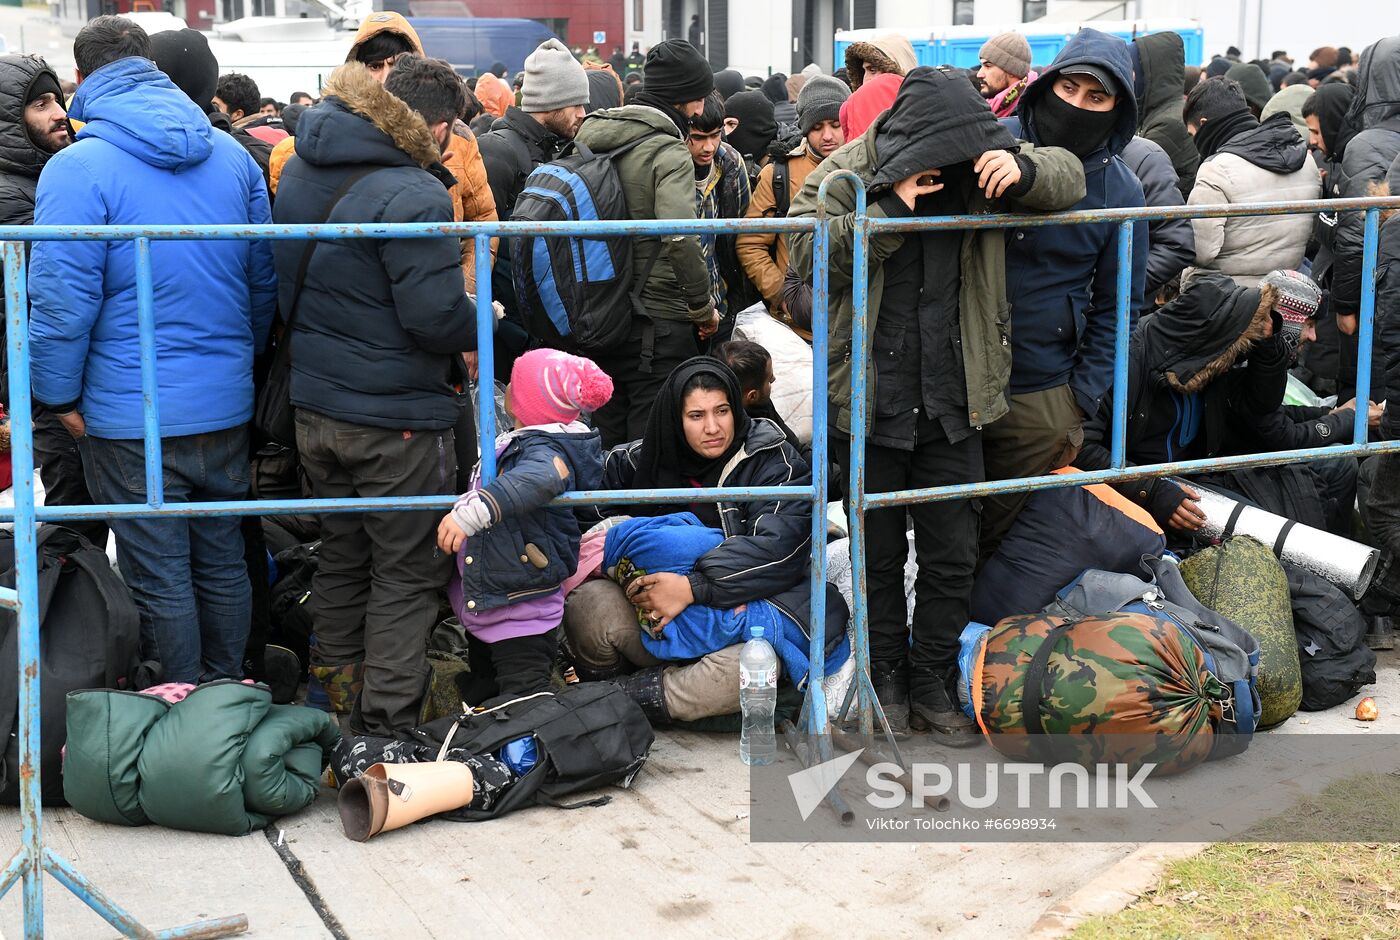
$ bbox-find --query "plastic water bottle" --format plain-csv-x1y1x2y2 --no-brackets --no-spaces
740,625,778,766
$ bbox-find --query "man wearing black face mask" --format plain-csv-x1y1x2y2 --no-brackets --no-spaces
980,27,1149,561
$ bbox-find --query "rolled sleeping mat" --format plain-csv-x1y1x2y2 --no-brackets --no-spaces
1187,482,1379,600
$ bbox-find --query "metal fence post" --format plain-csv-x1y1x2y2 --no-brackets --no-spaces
134,237,164,507
4,240,44,937
802,209,831,750
1110,221,1135,470
475,233,497,483
1353,208,1381,445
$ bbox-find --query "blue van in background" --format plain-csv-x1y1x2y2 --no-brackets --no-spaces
409,17,559,77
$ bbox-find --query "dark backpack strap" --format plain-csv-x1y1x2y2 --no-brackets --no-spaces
1022,621,1077,738
1272,520,1297,557
537,793,613,810
1222,500,1246,539
771,158,790,220
595,132,667,310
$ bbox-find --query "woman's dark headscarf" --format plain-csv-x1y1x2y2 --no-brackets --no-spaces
632,358,751,498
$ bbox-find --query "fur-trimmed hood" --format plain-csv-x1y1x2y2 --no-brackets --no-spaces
293,61,440,170
1137,272,1279,394
844,33,917,90
347,11,424,61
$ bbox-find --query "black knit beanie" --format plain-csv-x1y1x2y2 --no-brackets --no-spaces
149,28,219,113
25,71,62,107
640,39,714,102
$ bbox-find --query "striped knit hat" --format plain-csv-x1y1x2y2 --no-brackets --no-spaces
509,349,614,428
1261,269,1321,343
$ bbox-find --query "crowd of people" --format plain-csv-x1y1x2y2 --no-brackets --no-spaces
1,13,1398,744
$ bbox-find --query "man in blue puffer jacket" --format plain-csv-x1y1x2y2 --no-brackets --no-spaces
980,27,1149,560
29,16,276,684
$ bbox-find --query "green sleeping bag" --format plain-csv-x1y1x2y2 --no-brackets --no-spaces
1181,535,1301,728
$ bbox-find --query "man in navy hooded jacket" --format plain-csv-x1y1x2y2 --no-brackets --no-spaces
981,28,1149,558
29,16,276,684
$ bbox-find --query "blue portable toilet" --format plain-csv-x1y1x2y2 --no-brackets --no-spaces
836,18,1203,76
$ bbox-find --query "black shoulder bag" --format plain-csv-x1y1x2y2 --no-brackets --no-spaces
254,167,377,447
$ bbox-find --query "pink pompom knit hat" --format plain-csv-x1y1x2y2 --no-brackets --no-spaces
509,349,614,427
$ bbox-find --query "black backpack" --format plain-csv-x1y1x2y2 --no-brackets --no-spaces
1284,563,1378,710
403,683,654,821
0,527,147,804
511,135,662,353
760,131,804,220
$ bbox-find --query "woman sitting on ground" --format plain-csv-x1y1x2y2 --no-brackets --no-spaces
565,357,847,725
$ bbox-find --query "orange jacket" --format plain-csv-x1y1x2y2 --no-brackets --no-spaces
737,141,821,313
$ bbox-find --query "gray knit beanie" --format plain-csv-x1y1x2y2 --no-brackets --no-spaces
978,31,1032,79
521,38,590,112
797,74,851,134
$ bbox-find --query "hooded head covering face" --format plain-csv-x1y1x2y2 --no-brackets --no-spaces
870,67,1016,190
1018,28,1138,159
1138,272,1276,393
631,358,751,495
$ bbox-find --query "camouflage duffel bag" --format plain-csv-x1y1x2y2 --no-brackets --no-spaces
969,612,1232,775
1180,536,1301,729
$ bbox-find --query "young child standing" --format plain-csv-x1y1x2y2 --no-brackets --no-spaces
437,349,613,698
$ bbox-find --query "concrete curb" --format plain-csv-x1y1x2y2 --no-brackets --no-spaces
1025,841,1210,939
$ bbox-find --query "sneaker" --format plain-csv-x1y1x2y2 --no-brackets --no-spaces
869,659,910,734
908,665,981,748
1366,614,1395,651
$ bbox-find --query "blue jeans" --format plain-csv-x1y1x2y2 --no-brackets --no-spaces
79,426,251,684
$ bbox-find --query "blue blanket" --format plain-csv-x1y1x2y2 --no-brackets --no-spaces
603,513,849,688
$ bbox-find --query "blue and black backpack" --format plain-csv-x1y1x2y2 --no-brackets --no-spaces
511,135,662,353
1045,555,1262,761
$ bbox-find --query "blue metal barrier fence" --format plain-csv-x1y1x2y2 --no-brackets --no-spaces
0,191,1396,936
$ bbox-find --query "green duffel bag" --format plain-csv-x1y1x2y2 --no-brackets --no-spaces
1181,536,1301,728
65,681,339,835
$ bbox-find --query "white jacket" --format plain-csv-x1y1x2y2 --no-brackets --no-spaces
1183,148,1321,289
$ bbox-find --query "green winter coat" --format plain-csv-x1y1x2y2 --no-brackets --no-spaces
63,680,339,836
788,115,1086,437
573,106,715,324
